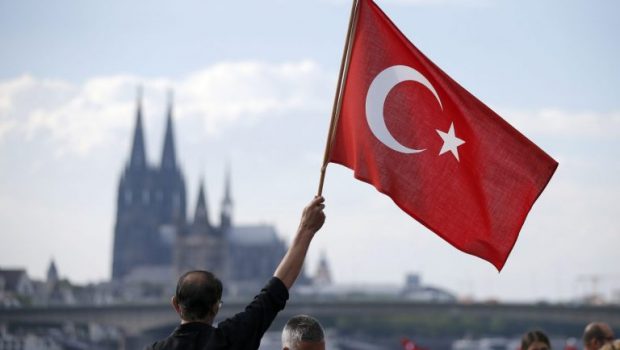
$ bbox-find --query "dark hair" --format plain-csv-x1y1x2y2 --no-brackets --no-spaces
521,330,551,350
282,315,325,348
175,270,222,321
584,323,613,345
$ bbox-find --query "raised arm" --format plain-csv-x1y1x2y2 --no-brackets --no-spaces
274,196,326,289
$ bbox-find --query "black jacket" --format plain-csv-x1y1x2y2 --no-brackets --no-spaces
144,277,289,350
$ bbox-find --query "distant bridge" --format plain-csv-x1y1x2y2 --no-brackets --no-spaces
1,301,619,336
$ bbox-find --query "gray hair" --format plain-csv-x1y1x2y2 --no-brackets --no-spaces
282,315,325,349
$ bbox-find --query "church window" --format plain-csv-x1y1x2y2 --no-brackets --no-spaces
173,193,180,209
143,190,150,204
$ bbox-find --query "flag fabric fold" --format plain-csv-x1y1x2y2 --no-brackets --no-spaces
328,0,558,270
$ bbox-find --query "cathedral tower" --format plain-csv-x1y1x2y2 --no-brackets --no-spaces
112,88,186,280
220,166,233,231
157,90,187,227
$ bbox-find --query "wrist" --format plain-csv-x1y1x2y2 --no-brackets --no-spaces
293,229,315,245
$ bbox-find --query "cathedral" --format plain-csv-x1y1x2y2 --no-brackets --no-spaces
111,90,299,295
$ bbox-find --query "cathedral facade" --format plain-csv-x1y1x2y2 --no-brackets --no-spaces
111,91,293,295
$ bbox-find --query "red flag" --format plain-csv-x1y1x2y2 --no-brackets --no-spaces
328,0,558,270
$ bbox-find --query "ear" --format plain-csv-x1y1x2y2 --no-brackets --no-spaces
171,296,181,315
211,301,220,318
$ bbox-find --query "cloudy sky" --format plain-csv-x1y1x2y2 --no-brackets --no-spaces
0,0,618,302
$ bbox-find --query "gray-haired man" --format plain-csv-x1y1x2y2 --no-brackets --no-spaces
282,314,326,350
583,322,615,350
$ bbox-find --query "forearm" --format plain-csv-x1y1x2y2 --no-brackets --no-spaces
275,196,325,290
274,230,313,289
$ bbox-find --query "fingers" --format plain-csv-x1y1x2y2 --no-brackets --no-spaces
310,196,325,211
304,196,325,213
299,196,327,234
310,195,325,206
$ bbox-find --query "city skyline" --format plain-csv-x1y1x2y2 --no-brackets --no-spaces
0,0,619,302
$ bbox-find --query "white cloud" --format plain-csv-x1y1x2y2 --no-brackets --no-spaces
501,108,620,139
2,66,618,162
25,76,140,156
0,74,136,155
0,120,15,139
178,60,331,133
0,75,74,141
0,60,334,156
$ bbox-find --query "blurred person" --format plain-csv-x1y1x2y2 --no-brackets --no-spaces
521,330,551,350
282,315,325,350
144,196,326,350
599,341,620,350
564,337,578,350
584,322,615,350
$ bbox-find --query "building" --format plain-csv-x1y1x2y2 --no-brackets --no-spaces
111,90,185,281
111,89,299,295
313,252,333,287
0,269,35,307
40,259,76,306
296,272,455,302
400,273,456,302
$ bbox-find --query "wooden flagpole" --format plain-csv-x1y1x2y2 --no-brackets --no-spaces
317,0,361,196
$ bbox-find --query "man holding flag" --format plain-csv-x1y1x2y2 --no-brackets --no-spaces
145,197,326,350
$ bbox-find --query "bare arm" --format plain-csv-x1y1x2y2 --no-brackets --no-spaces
274,196,326,289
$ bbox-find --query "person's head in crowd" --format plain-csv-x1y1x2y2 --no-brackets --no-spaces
521,330,551,350
171,270,223,324
584,322,615,350
282,314,325,350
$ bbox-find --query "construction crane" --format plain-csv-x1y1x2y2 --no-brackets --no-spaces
576,274,620,304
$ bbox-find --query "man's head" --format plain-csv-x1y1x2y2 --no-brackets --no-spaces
521,330,551,350
583,322,615,350
172,270,222,324
282,314,325,350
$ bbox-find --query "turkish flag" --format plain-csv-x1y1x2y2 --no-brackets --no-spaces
329,0,558,270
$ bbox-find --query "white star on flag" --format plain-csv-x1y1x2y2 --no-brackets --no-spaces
436,122,465,161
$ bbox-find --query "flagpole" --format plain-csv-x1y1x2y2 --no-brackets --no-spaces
317,0,361,196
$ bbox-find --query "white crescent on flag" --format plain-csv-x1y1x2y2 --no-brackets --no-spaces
365,65,442,154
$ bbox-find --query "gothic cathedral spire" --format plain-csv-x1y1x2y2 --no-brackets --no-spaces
161,89,177,170
220,165,233,230
129,86,147,170
193,178,211,232
46,258,59,285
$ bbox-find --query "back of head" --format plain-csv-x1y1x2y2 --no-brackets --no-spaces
282,314,325,350
584,322,615,349
175,270,222,322
521,330,551,350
